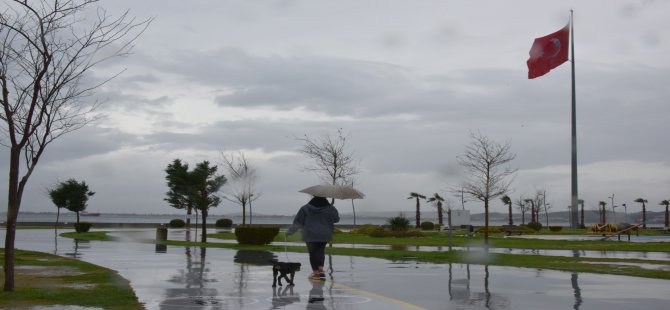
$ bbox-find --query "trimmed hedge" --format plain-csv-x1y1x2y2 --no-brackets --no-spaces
549,226,563,232
526,221,543,232
74,222,92,233
169,219,186,228
216,218,233,228
420,221,435,231
235,226,280,245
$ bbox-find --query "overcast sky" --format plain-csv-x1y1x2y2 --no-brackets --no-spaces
2,0,669,218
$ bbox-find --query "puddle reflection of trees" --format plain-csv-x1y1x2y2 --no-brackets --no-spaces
64,239,90,259
159,246,221,309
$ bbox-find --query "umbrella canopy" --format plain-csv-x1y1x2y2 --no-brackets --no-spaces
299,184,365,200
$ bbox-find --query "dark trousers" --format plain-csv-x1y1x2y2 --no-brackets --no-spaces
306,242,327,271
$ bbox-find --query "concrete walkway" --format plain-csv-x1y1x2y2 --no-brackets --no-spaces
3,228,670,309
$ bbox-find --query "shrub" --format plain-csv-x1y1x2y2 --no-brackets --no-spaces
235,226,280,245
350,224,384,235
526,222,543,231
169,219,186,228
74,222,92,233
387,215,411,231
475,226,503,234
420,221,435,231
549,226,563,232
215,218,233,228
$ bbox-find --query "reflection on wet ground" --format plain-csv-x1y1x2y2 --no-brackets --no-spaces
266,241,670,261
3,228,670,309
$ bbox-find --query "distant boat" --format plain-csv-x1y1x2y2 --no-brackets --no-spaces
81,212,101,216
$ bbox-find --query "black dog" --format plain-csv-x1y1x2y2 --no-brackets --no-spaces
272,261,301,287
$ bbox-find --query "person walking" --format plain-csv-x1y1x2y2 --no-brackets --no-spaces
286,196,339,280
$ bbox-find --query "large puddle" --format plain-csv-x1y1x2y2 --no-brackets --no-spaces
3,228,670,309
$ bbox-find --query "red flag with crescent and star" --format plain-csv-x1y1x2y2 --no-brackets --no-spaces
527,24,569,79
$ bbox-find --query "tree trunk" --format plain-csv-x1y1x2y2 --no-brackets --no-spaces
186,206,192,228
201,210,207,243
437,202,443,227
242,202,247,226
665,205,669,228
642,204,647,228
580,204,585,228
55,208,60,232
508,203,513,225
415,198,420,228
4,147,22,292
484,199,489,244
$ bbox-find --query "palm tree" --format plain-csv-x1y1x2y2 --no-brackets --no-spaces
660,200,669,228
634,198,648,228
427,193,445,227
501,195,513,225
408,192,426,228
598,201,607,224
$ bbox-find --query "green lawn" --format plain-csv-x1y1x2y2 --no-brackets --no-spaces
0,248,143,309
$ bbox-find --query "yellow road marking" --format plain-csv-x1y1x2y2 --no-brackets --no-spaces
324,280,428,310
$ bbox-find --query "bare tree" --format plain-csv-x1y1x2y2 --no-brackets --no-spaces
514,196,527,224
0,0,150,291
221,151,261,225
457,131,516,244
296,128,359,205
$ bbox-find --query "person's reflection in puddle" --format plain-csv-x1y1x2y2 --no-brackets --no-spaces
270,285,300,309
307,279,326,309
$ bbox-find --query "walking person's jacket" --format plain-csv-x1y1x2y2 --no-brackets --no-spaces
287,197,340,242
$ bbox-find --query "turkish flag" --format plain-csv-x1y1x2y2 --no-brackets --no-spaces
527,25,569,79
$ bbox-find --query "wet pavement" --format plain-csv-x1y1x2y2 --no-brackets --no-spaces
2,228,670,309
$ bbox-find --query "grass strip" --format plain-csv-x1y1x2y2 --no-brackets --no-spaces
207,231,670,252
0,248,143,309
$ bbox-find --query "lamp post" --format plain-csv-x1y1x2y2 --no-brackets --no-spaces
608,194,616,223
622,203,628,223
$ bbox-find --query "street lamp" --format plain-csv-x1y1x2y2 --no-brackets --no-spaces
622,203,628,223
608,194,616,223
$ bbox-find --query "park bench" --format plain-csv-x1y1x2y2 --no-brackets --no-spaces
502,225,523,236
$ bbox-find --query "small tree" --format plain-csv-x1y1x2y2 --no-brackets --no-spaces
634,198,648,228
458,131,516,244
297,128,359,205
48,179,95,227
501,195,513,225
659,200,669,228
164,159,193,227
427,193,445,227
407,192,426,228
189,161,226,243
515,196,527,225
524,199,536,224
221,151,260,225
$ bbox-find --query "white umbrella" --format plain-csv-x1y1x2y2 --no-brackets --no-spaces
299,184,365,200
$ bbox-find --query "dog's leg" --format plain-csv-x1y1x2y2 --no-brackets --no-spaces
272,268,278,287
280,273,289,286
287,271,295,286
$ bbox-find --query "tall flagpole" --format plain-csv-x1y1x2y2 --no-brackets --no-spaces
570,10,579,228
